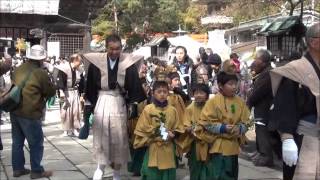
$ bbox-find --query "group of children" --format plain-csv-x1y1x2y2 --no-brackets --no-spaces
129,65,251,180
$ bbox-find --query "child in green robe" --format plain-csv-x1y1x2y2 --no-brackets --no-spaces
128,79,149,176
195,71,251,180
178,83,211,180
134,81,184,180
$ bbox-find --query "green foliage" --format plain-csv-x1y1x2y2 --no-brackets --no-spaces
150,112,166,123
125,0,143,13
223,0,319,25
222,0,281,25
125,33,144,51
91,21,116,39
150,112,167,137
151,0,180,32
92,0,316,37
92,0,194,35
181,4,207,32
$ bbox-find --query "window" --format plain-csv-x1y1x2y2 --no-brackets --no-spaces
48,34,83,58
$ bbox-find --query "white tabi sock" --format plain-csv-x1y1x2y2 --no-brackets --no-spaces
93,164,105,180
113,170,121,180
73,129,79,136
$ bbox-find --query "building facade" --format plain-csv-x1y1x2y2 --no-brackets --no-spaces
0,0,106,58
224,9,319,55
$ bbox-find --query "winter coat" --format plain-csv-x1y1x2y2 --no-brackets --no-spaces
12,61,56,120
247,66,273,125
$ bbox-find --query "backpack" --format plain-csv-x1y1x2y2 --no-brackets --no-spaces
0,69,34,112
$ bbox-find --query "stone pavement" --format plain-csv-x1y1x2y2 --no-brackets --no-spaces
0,106,282,180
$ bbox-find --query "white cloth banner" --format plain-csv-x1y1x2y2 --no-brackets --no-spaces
0,0,60,15
47,42,60,58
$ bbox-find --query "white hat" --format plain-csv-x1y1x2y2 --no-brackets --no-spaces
26,45,47,60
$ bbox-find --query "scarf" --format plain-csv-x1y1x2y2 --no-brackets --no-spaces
152,97,168,108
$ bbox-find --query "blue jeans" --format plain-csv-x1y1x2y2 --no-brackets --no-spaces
10,114,44,173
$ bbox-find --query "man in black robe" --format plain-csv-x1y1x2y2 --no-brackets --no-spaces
82,34,146,180
269,23,320,180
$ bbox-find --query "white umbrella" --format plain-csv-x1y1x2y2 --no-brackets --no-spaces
168,35,204,61
207,30,231,61
132,46,152,59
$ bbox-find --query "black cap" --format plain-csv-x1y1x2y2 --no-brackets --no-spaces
168,72,180,80
207,53,222,65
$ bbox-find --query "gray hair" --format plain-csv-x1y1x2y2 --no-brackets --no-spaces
306,23,320,45
255,49,271,63
69,54,81,63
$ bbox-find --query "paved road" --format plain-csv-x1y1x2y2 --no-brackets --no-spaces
0,105,282,180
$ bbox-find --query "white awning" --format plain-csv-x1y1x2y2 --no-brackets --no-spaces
0,0,60,15
168,35,204,61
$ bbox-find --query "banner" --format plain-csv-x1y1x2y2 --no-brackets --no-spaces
47,42,60,58
0,0,60,15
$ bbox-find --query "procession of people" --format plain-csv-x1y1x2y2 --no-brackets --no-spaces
0,23,319,180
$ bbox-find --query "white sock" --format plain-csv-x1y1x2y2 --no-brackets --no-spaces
73,129,79,136
93,164,105,180
113,170,121,180
61,131,68,137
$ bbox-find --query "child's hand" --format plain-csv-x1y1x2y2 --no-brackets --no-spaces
186,127,192,133
168,131,175,139
226,125,234,133
231,125,241,135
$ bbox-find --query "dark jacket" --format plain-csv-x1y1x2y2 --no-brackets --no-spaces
247,66,273,124
268,78,316,134
172,56,194,94
172,56,194,75
12,61,56,120
268,53,319,134
0,55,12,76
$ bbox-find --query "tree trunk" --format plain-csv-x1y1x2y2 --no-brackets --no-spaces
289,0,295,16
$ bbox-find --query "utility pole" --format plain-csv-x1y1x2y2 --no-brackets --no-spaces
312,0,315,24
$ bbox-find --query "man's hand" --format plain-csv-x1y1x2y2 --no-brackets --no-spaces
62,100,71,110
282,138,298,167
80,96,84,103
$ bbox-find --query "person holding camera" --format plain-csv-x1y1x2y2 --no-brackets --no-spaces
10,45,55,179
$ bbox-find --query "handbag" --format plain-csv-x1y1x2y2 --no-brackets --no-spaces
0,69,34,112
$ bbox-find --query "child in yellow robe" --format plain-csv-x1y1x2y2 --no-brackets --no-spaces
134,81,184,180
167,72,188,165
195,71,251,180
128,99,148,176
128,79,149,176
167,72,188,129
178,83,211,180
